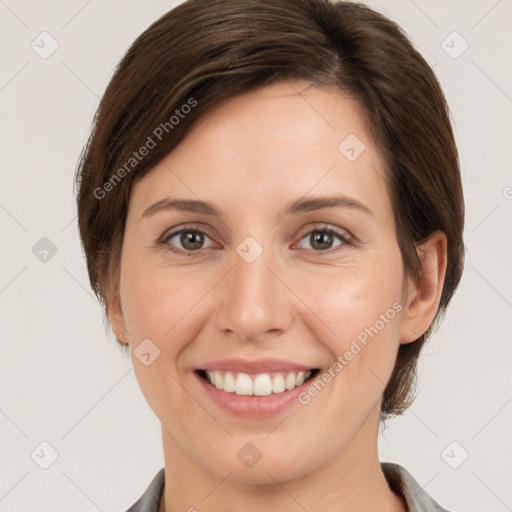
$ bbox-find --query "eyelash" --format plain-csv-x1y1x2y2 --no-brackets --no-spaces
158,224,353,258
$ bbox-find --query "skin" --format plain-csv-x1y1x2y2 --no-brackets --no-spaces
108,79,447,512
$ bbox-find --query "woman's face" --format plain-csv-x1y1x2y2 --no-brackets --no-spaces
111,79,415,482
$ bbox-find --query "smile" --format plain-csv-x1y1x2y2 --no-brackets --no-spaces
196,369,320,396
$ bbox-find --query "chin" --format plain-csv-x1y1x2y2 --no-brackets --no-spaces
197,436,317,485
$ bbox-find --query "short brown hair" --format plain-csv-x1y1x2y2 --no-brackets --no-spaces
75,0,464,419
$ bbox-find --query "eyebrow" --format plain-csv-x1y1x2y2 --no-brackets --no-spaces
139,194,373,221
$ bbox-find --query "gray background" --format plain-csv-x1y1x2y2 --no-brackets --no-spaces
0,0,511,510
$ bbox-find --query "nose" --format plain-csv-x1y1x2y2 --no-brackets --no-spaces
213,239,294,342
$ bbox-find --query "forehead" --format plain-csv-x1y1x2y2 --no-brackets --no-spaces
128,79,390,220
180,79,372,156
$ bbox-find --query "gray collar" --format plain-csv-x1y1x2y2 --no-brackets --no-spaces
126,463,451,512
382,462,451,511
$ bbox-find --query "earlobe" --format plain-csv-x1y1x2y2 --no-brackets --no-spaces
399,231,448,345
107,299,129,346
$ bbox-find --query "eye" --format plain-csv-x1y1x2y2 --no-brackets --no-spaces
295,226,351,253
161,227,216,255
158,224,352,257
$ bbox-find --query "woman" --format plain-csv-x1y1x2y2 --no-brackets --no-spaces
75,0,464,510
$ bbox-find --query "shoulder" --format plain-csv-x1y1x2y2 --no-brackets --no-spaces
124,468,165,512
381,462,452,512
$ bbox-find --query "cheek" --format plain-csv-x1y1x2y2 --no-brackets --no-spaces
119,265,197,423
118,262,190,398
305,250,404,399
311,257,403,348
120,256,196,340
118,258,214,396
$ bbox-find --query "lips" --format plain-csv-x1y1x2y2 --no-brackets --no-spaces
198,357,316,373
194,362,322,419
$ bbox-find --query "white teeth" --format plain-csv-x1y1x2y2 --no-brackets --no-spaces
295,371,306,386
235,373,253,395
253,374,272,396
285,372,296,390
271,373,286,393
203,369,313,396
223,372,236,392
214,371,223,389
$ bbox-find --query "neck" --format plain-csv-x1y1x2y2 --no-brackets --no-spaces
160,407,406,512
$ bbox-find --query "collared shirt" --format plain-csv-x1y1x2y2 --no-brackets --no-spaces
125,462,451,511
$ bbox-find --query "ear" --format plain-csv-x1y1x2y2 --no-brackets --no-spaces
399,231,448,344
107,297,129,346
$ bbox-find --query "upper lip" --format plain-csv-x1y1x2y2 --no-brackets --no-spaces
198,358,318,374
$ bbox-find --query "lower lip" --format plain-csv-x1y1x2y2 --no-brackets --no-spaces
194,372,313,419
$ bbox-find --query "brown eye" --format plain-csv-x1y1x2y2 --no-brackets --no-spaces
178,231,204,251
162,228,215,254
297,227,350,253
